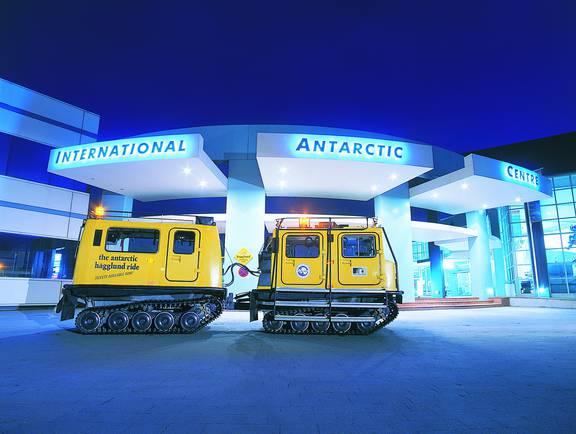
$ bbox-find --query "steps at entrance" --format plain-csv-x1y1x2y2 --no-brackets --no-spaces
399,297,509,310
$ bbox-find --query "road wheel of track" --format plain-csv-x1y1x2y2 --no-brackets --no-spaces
206,300,220,315
76,310,101,333
180,311,201,332
290,313,309,333
311,319,330,334
331,313,352,334
131,311,152,332
154,312,175,332
263,312,284,333
355,320,375,334
108,311,129,332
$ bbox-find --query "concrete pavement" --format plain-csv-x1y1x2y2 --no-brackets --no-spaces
0,307,575,433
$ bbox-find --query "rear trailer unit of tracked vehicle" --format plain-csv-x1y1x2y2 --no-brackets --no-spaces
235,217,403,335
56,214,226,334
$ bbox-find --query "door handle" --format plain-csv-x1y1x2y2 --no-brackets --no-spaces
170,255,182,262
341,259,352,266
284,259,295,265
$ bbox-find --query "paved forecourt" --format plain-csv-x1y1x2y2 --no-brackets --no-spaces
0,307,575,433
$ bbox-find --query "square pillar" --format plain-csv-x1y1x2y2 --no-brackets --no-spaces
466,210,494,300
429,243,445,298
374,184,415,302
492,247,507,297
525,202,551,297
224,160,265,295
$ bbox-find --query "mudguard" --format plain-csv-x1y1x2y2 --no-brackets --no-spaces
55,286,79,321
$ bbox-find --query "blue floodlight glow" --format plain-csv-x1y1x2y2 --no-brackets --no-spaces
288,134,409,164
48,134,200,170
502,162,541,190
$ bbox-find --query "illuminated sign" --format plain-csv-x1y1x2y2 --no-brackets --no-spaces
294,136,404,160
504,164,540,188
49,134,200,170
257,133,434,169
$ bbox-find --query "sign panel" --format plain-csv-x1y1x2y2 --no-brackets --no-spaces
234,247,253,265
468,154,552,195
257,132,434,168
502,163,540,189
48,134,201,170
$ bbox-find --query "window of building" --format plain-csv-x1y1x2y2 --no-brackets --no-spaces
544,234,563,249
557,203,575,219
511,237,530,251
555,188,574,204
285,235,320,258
514,250,532,265
505,204,535,295
542,220,560,234
105,229,159,253
412,242,429,262
553,176,571,188
511,222,528,237
541,205,558,220
342,235,376,258
0,233,77,279
519,173,576,295
173,231,195,254
509,207,526,222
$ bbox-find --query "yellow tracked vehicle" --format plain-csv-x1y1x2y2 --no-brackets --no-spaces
235,217,403,335
56,214,226,334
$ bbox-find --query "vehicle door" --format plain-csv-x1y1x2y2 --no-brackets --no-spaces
337,232,381,286
166,228,200,282
279,231,325,286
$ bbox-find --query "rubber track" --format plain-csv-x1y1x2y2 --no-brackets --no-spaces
262,303,399,335
75,296,223,335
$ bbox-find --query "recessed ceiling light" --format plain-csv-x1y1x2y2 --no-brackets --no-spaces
482,203,488,209
392,208,399,214
279,167,287,174
371,185,378,192
389,173,398,180
279,180,286,188
183,167,192,175
432,192,439,199
515,197,521,202
199,180,207,187
461,183,469,190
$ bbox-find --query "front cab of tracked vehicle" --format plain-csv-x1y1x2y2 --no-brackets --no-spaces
56,217,225,323
235,217,403,334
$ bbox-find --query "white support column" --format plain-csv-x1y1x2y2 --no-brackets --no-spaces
374,184,415,302
492,247,507,297
224,160,265,295
466,210,494,300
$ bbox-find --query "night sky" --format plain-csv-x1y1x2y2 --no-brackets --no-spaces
1,1,575,152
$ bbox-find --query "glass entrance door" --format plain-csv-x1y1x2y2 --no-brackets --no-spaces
444,258,472,297
413,261,432,297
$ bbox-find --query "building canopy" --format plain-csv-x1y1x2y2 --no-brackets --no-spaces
410,154,553,214
47,134,227,201
256,132,434,200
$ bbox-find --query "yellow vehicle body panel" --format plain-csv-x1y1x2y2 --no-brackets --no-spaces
73,219,222,288
259,226,397,291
